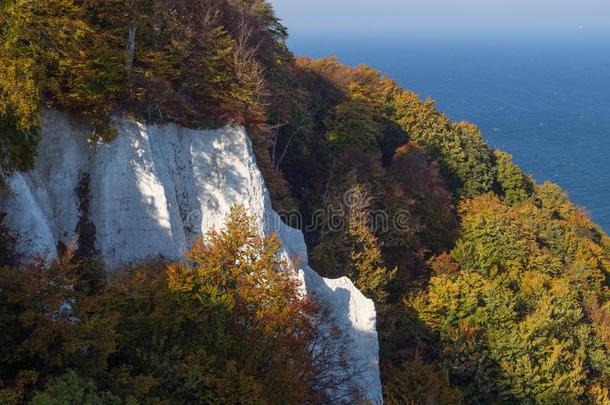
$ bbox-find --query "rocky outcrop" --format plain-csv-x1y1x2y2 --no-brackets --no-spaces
1,110,382,403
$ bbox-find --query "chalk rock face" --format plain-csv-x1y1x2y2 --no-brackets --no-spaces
1,110,382,403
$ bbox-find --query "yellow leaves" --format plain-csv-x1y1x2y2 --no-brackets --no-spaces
392,91,436,128
175,205,304,324
346,68,400,112
94,206,323,403
519,270,549,301
575,237,604,268
588,384,610,405
166,262,195,294
0,0,277,166
418,178,610,401
420,271,486,330
535,182,575,220
0,0,107,141
587,300,610,351
0,56,42,129
528,249,564,276
458,193,506,219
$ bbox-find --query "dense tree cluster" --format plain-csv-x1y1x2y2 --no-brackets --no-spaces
269,57,610,403
0,207,356,403
415,189,610,403
0,0,289,172
0,213,17,266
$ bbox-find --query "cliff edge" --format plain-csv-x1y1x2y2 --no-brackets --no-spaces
0,110,382,403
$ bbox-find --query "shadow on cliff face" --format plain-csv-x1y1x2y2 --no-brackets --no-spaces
74,172,96,258
331,286,381,402
87,118,262,270
296,262,383,403
149,124,260,243
1,111,383,403
0,111,269,271
303,284,381,404
88,120,176,268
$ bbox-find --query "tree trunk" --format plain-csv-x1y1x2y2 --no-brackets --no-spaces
126,26,137,69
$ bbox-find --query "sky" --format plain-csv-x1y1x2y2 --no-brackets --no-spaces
270,0,610,34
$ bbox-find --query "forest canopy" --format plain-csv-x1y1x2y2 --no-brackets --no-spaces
0,0,289,172
0,207,359,403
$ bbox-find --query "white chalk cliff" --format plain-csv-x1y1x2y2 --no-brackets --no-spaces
1,110,382,403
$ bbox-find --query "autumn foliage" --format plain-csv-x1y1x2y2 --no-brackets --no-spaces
0,207,356,403
0,0,289,171
414,191,610,403
2,0,610,403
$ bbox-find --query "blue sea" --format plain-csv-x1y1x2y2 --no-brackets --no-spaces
287,30,610,232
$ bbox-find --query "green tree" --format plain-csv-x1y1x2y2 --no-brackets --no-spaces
384,357,464,405
415,194,610,403
0,206,357,403
391,92,496,197
324,99,381,155
0,255,118,403
493,150,534,205
0,0,86,170
312,183,395,303
106,205,348,403
32,370,122,405
0,212,17,265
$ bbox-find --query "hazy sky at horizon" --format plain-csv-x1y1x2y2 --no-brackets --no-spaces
270,0,610,33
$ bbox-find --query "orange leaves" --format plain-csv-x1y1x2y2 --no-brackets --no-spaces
0,205,340,402
416,180,610,402
429,252,460,276
147,205,323,402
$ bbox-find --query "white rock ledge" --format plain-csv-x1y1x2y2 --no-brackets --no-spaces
1,110,382,403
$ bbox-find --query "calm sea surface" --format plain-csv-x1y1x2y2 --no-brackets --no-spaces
288,31,610,232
